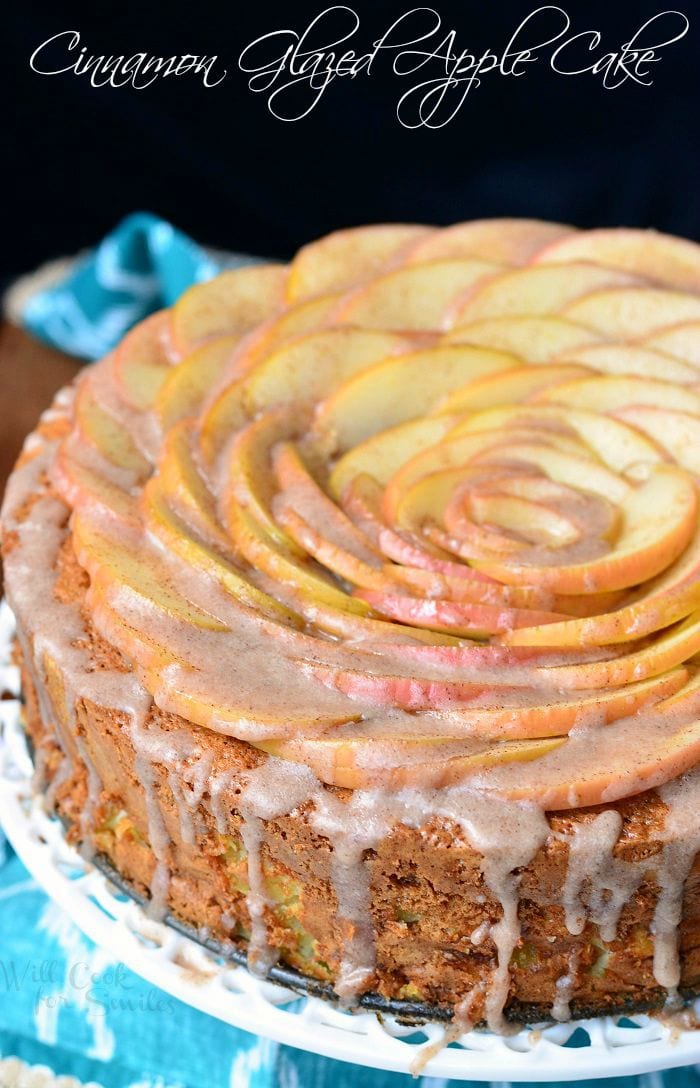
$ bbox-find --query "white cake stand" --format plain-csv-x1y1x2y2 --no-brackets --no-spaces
1,600,699,1082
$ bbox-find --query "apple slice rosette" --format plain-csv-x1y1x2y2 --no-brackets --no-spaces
49,223,700,806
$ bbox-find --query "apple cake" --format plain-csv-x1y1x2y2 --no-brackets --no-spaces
3,219,700,1031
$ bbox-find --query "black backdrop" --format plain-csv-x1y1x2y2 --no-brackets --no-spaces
6,0,699,284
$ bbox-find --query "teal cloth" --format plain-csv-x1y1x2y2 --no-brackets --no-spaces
22,212,223,359
9,213,700,1086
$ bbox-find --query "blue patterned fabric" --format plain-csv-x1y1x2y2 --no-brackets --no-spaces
8,214,700,1086
22,212,225,360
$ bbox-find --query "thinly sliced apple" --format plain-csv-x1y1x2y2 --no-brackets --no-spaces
286,224,431,302
157,420,232,552
226,406,304,556
112,311,172,411
142,478,303,628
355,589,568,637
314,346,517,453
243,328,406,414
472,467,697,594
642,321,700,366
300,659,508,710
257,734,564,790
561,287,700,338
442,315,604,361
556,343,700,383
170,265,288,355
142,663,362,737
450,404,663,473
327,417,456,499
52,447,139,524
614,406,700,475
382,428,588,524
433,364,593,415
224,497,373,619
435,670,688,739
74,378,150,478
232,292,342,373
155,335,238,430
533,228,700,293
533,375,700,415
403,218,572,265
449,262,640,325
479,717,700,809
503,579,700,649
341,472,486,575
332,258,504,330
197,377,249,467
301,660,684,724
73,513,230,632
273,441,380,557
532,610,700,690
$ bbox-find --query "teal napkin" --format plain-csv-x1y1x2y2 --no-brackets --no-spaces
22,212,226,359
9,214,700,1086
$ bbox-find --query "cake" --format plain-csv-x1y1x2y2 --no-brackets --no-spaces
3,219,700,1032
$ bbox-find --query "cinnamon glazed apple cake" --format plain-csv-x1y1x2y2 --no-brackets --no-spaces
3,219,700,1030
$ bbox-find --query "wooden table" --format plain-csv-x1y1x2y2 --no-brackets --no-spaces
0,322,81,496
0,322,81,593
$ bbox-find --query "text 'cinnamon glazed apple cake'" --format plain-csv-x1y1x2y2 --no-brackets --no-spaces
3,219,700,1030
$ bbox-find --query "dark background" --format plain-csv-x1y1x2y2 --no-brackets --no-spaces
6,0,699,284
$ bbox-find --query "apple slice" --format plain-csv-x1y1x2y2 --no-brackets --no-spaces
224,496,374,619
332,258,504,330
243,328,406,414
231,292,343,375
433,363,593,415
72,512,230,632
503,579,700,649
449,404,663,473
157,419,232,553
556,343,700,383
273,442,380,556
442,315,604,361
197,377,249,467
285,224,432,302
355,589,568,637
561,287,700,338
142,478,303,629
532,610,700,690
533,228,700,293
257,734,564,790
170,264,288,355
382,428,587,524
74,378,150,478
449,262,641,325
52,446,139,525
141,660,362,738
302,660,684,725
474,714,700,809
155,335,238,430
472,466,697,594
341,472,486,575
314,345,517,453
112,311,172,411
327,417,456,500
403,218,572,266
532,374,700,415
300,659,510,711
642,321,700,366
614,406,700,475
435,670,688,739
